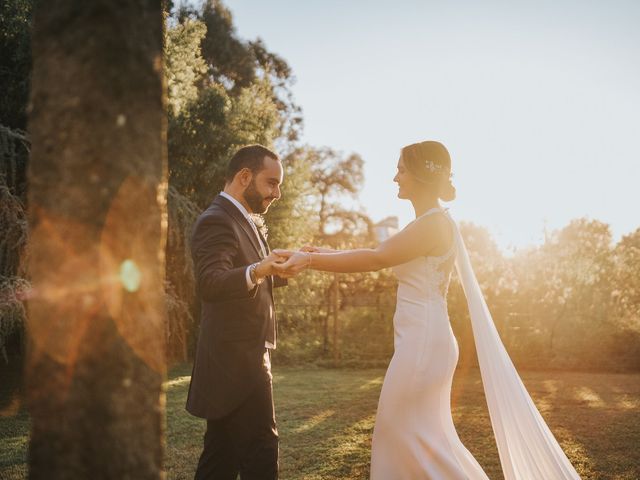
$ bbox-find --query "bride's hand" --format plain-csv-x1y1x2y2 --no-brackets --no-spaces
273,249,310,277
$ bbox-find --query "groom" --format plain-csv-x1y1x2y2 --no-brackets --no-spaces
186,144,293,479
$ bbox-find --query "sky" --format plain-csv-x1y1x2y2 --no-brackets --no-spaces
222,0,640,252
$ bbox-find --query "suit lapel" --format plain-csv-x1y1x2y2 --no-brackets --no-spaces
256,230,275,290
257,229,270,254
214,195,265,259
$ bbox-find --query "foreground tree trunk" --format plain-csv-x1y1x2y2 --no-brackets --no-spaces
27,1,167,478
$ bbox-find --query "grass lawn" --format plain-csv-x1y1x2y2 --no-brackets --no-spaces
2,365,640,479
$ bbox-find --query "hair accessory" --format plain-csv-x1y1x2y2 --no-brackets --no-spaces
425,159,446,174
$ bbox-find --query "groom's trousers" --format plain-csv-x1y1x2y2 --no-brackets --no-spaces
194,350,278,480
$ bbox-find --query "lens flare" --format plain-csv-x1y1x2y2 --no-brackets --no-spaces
119,259,141,292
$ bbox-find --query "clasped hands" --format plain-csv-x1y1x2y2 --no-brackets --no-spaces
256,246,328,279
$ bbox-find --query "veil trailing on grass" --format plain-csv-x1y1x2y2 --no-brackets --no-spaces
449,213,581,480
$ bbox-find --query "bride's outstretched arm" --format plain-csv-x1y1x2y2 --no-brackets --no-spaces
300,245,337,254
275,213,452,275
278,248,388,274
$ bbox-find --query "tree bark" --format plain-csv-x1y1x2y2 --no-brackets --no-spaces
332,273,340,364
27,1,167,478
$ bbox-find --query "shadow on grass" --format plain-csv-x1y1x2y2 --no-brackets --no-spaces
163,364,383,479
2,362,638,480
452,367,640,480
273,368,383,480
163,364,640,480
533,370,640,480
450,364,503,479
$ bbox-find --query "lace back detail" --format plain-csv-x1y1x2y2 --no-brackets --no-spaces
418,207,456,300
393,207,457,303
424,246,456,300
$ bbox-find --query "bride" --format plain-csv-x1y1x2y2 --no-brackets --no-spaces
274,141,580,479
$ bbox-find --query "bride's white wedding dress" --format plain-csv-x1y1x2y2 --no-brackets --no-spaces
370,208,580,480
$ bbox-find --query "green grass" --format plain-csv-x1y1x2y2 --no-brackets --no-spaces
0,396,29,480
2,366,640,479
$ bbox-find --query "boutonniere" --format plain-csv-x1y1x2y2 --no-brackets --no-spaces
250,214,268,239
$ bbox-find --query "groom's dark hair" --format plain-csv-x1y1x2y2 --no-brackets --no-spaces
225,144,279,184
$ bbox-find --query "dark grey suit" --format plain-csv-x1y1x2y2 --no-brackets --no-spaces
187,194,286,479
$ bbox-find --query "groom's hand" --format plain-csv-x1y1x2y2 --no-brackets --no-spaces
270,249,298,278
254,251,288,279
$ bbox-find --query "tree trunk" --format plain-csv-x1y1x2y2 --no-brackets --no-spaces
26,1,167,478
332,272,340,365
322,312,329,355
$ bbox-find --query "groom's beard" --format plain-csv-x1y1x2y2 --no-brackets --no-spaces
244,180,273,214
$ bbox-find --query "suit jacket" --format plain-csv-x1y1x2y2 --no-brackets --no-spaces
186,194,286,419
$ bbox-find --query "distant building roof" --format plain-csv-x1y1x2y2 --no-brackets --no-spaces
375,216,399,229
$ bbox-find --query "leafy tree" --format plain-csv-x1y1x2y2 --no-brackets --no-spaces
308,147,367,244
165,2,301,209
168,79,280,207
163,2,310,362
447,223,515,366
264,148,315,249
272,146,377,362
0,128,29,362
0,0,32,130
198,0,302,144
612,228,640,326
0,0,32,376
165,16,208,118
494,219,615,368
609,228,640,369
541,220,613,362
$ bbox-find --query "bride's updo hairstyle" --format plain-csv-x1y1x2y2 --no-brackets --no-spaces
401,140,456,201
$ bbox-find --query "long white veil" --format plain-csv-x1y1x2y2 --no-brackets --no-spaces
449,213,581,479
